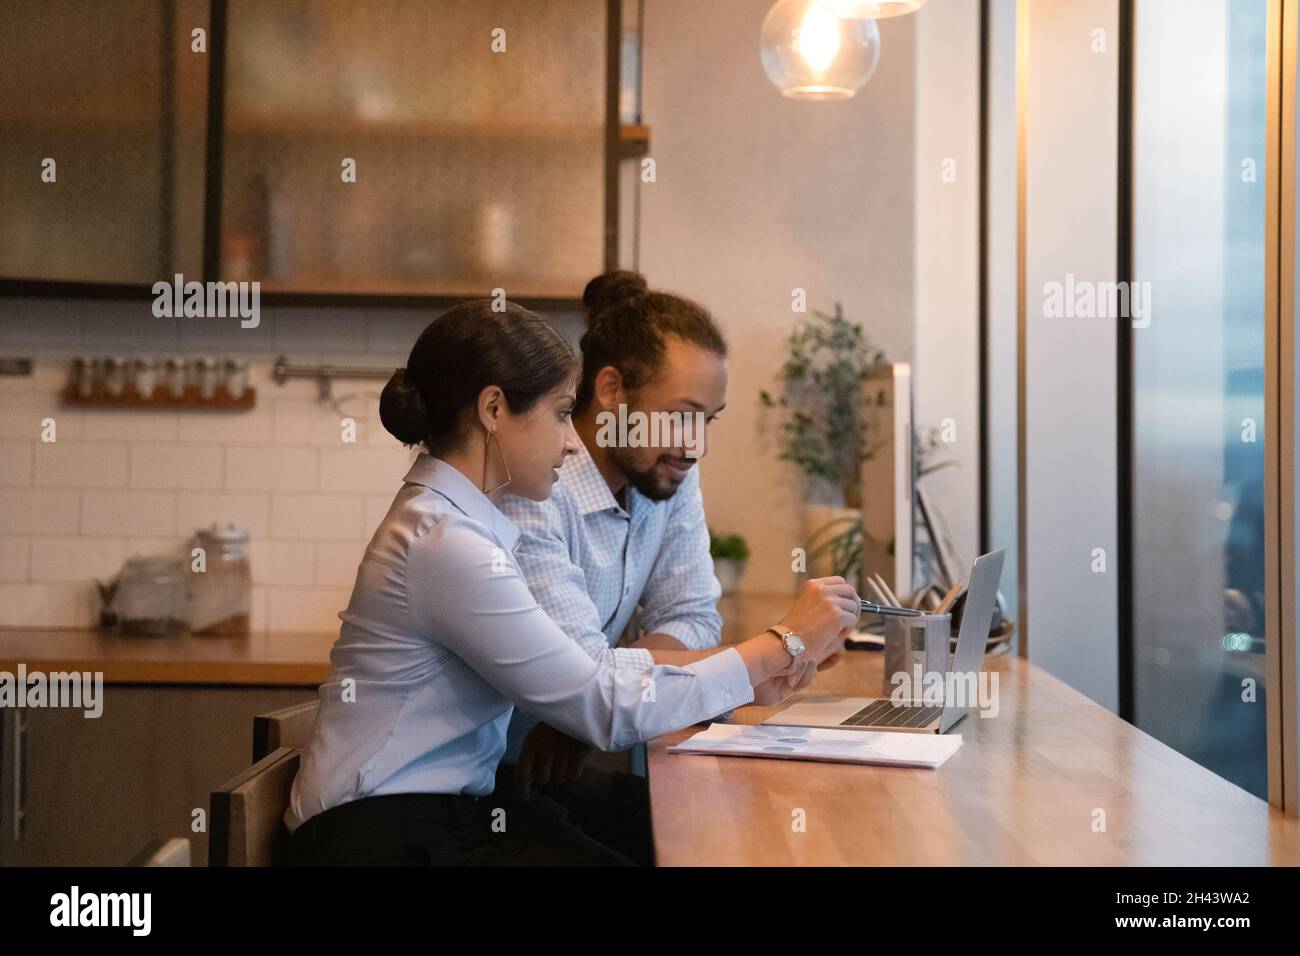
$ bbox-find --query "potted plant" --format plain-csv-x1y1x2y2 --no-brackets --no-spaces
758,303,888,580
709,530,750,594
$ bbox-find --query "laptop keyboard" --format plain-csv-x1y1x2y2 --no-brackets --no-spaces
840,698,944,730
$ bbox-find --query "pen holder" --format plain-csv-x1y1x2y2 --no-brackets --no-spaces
883,613,952,700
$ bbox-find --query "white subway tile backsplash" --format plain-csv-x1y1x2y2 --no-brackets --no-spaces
273,399,377,446
29,536,125,583
275,311,369,353
177,406,275,444
0,393,80,440
0,537,29,580
249,585,269,632
123,538,181,559
366,424,408,449
130,443,223,490
365,311,430,352
0,490,80,534
175,492,270,539
225,445,317,491
82,409,177,442
267,586,350,632
81,491,175,537
364,494,395,534
34,442,127,488
0,441,33,485
83,311,179,350
0,366,36,393
249,539,315,586
319,445,413,493
271,494,363,540
175,315,275,351
314,541,363,588
0,582,95,627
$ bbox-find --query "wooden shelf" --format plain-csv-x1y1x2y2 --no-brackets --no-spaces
225,116,603,141
61,384,257,412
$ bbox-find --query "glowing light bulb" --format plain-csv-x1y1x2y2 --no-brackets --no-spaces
759,0,881,100
796,2,841,73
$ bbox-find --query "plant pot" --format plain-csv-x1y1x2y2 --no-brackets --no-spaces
803,505,863,578
713,557,746,595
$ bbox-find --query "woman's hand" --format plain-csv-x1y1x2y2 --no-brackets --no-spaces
752,657,818,706
516,722,592,799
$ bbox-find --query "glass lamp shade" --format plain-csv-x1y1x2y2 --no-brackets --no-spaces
821,0,926,18
760,0,882,101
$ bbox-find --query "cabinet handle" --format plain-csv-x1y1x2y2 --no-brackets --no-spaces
11,710,24,844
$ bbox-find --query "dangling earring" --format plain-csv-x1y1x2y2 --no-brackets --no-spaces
482,428,512,494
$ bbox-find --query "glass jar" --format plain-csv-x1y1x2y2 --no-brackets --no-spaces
223,358,250,400
164,357,188,399
188,523,252,635
132,357,158,399
196,356,219,401
114,556,189,636
103,355,127,398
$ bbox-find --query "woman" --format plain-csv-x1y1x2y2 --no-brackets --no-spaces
285,299,858,865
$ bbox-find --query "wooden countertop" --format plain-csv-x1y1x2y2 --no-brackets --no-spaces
0,593,779,687
651,594,1300,866
0,628,335,685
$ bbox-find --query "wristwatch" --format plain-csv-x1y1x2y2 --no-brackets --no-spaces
765,624,806,663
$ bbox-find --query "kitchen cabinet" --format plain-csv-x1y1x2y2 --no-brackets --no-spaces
0,0,617,301
0,0,211,285
0,685,314,866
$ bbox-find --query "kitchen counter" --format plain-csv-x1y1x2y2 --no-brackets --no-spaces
0,593,776,687
0,628,337,686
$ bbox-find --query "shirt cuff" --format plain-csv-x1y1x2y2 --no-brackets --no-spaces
610,646,655,673
683,646,754,718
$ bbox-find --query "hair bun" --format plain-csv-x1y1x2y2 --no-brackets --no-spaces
582,270,648,319
379,367,430,446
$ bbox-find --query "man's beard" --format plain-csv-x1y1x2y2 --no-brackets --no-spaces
613,447,685,502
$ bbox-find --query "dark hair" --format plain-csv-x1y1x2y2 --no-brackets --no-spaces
380,299,577,454
576,270,727,412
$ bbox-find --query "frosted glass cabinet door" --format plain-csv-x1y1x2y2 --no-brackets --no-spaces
0,0,210,284
218,0,608,297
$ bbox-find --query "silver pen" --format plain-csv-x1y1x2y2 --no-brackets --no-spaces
859,599,923,618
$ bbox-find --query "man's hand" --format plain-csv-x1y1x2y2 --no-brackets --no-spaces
516,722,593,799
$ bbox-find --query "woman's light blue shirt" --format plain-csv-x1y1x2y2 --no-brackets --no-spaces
285,454,753,833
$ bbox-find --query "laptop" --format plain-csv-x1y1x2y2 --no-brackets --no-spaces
762,548,1006,735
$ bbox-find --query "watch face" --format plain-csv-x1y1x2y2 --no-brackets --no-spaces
785,633,806,656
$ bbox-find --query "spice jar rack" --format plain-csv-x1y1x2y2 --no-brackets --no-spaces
60,355,257,410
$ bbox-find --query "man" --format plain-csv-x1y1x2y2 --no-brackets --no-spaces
497,272,838,865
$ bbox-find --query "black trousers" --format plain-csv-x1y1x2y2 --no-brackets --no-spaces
288,764,652,867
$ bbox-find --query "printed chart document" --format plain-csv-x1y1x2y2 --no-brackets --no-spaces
668,722,963,769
